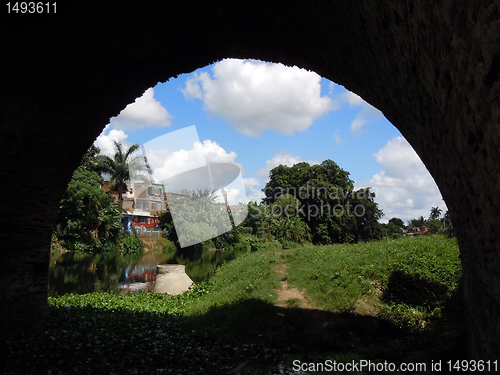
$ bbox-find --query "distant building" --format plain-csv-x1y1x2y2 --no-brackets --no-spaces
120,182,167,233
406,226,429,236
102,180,133,200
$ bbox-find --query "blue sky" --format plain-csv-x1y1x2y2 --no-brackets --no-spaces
94,59,446,223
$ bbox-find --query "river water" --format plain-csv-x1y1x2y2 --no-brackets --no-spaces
48,245,248,296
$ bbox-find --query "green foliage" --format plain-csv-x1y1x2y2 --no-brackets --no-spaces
443,210,453,228
54,167,122,253
385,221,403,238
350,187,385,242
163,239,179,256
262,160,384,244
241,200,312,244
389,217,405,228
269,193,303,216
427,218,442,234
239,201,269,237
79,144,103,172
122,235,144,256
3,289,275,374
174,218,215,248
409,216,427,228
158,209,175,239
100,240,121,254
212,227,240,250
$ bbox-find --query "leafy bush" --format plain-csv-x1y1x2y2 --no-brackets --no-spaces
237,226,253,235
55,168,122,253
213,228,240,250
99,240,122,254
233,240,251,253
427,219,443,234
281,240,302,249
122,235,144,256
163,240,178,255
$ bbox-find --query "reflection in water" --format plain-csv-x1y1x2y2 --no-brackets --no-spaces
49,244,250,296
49,252,122,296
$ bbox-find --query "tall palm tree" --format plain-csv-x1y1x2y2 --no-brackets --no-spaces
97,141,151,207
429,206,442,220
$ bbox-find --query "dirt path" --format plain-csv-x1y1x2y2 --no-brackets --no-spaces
249,261,404,355
275,263,314,309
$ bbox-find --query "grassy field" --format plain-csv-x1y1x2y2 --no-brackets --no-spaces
1,235,464,374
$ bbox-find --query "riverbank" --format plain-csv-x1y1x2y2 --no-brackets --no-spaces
2,235,463,374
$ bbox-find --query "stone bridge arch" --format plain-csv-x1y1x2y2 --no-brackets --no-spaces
1,1,499,359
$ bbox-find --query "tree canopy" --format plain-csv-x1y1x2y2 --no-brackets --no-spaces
55,147,122,252
260,160,384,244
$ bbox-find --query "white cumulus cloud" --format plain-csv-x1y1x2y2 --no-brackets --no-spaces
243,177,264,203
255,151,319,188
111,88,172,131
144,139,241,185
181,59,336,136
357,137,446,222
255,151,318,180
94,125,130,157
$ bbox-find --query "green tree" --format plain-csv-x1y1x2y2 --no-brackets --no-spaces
389,217,405,229
270,193,303,217
97,141,150,206
80,145,103,172
55,167,122,252
262,160,383,244
385,222,403,238
429,206,443,221
351,188,385,242
409,216,427,228
240,201,268,237
427,219,442,234
269,194,311,243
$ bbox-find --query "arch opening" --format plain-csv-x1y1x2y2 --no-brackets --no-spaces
1,1,500,361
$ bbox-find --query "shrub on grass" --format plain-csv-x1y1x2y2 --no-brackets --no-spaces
122,235,144,256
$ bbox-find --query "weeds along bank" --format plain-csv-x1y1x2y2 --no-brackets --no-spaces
2,235,463,374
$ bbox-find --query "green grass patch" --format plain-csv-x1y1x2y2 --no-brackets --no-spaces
283,236,461,315
185,247,282,314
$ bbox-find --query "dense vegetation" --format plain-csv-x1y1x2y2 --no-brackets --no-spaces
382,206,452,239
157,160,388,260
55,143,449,258
53,144,146,255
54,163,123,253
261,160,385,244
3,236,464,374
